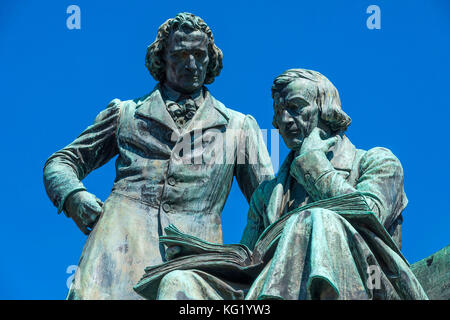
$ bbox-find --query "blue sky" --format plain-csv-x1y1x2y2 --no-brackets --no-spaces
1,1,449,299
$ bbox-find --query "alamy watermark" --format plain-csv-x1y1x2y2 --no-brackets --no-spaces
366,5,381,30
66,264,79,289
366,265,382,289
66,5,81,30
164,127,280,173
65,6,382,33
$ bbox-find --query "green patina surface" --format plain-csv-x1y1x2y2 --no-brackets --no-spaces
43,13,273,300
43,12,445,300
154,69,430,300
411,245,450,300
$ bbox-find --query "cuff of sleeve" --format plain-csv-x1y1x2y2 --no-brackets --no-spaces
290,150,335,194
57,187,86,215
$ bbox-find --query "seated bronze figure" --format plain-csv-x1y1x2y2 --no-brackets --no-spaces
154,69,428,300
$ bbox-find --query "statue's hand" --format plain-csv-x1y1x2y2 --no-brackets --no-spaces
64,191,103,235
299,127,338,156
165,246,182,261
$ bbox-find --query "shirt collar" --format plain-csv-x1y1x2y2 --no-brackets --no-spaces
162,83,204,107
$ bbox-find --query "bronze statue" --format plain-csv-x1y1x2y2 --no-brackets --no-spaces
155,69,428,300
43,12,273,299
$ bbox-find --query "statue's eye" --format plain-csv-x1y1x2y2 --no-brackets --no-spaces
173,51,188,59
286,104,299,113
194,51,205,59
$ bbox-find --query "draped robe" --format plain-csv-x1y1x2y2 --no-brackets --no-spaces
156,135,428,300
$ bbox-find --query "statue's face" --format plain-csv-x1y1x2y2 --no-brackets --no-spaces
273,79,320,150
163,29,209,94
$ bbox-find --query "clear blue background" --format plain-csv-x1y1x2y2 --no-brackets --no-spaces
1,0,449,299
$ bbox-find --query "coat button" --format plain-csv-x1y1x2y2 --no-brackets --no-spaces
167,177,176,186
304,173,311,181
162,203,171,213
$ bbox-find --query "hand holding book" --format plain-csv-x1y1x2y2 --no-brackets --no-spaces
134,192,405,299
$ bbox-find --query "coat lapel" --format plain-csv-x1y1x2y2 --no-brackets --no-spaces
135,86,229,135
135,85,179,133
265,135,357,226
265,151,295,226
183,88,229,134
329,135,357,174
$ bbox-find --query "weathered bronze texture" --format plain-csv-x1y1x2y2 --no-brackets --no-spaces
156,69,429,300
43,12,273,299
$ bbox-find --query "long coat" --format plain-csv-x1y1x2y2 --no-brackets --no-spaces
43,85,273,299
154,135,428,300
240,135,428,300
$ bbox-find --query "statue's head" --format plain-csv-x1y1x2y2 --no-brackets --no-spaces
271,69,351,150
146,12,223,94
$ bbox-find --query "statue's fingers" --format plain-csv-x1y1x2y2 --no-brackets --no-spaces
81,200,102,223
72,215,90,235
77,210,97,234
311,127,325,139
86,212,100,230
317,128,329,140
83,206,101,227
165,246,182,261
95,197,104,207
75,205,96,228
325,136,339,148
85,197,103,213
78,207,90,223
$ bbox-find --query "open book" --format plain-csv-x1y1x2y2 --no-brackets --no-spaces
134,192,405,299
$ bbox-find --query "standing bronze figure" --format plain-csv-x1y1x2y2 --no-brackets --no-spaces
43,13,273,299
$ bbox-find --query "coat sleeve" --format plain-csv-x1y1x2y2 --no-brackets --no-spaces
290,147,407,228
240,182,267,250
43,99,122,214
234,115,274,203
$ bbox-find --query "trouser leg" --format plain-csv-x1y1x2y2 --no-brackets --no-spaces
157,270,246,300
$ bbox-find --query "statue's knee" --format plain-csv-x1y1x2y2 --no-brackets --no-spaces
160,270,194,288
289,207,337,223
158,270,198,300
308,207,339,220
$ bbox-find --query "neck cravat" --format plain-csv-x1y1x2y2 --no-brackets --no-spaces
167,97,198,128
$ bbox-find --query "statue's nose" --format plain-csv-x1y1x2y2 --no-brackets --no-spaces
280,109,293,125
185,55,197,71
